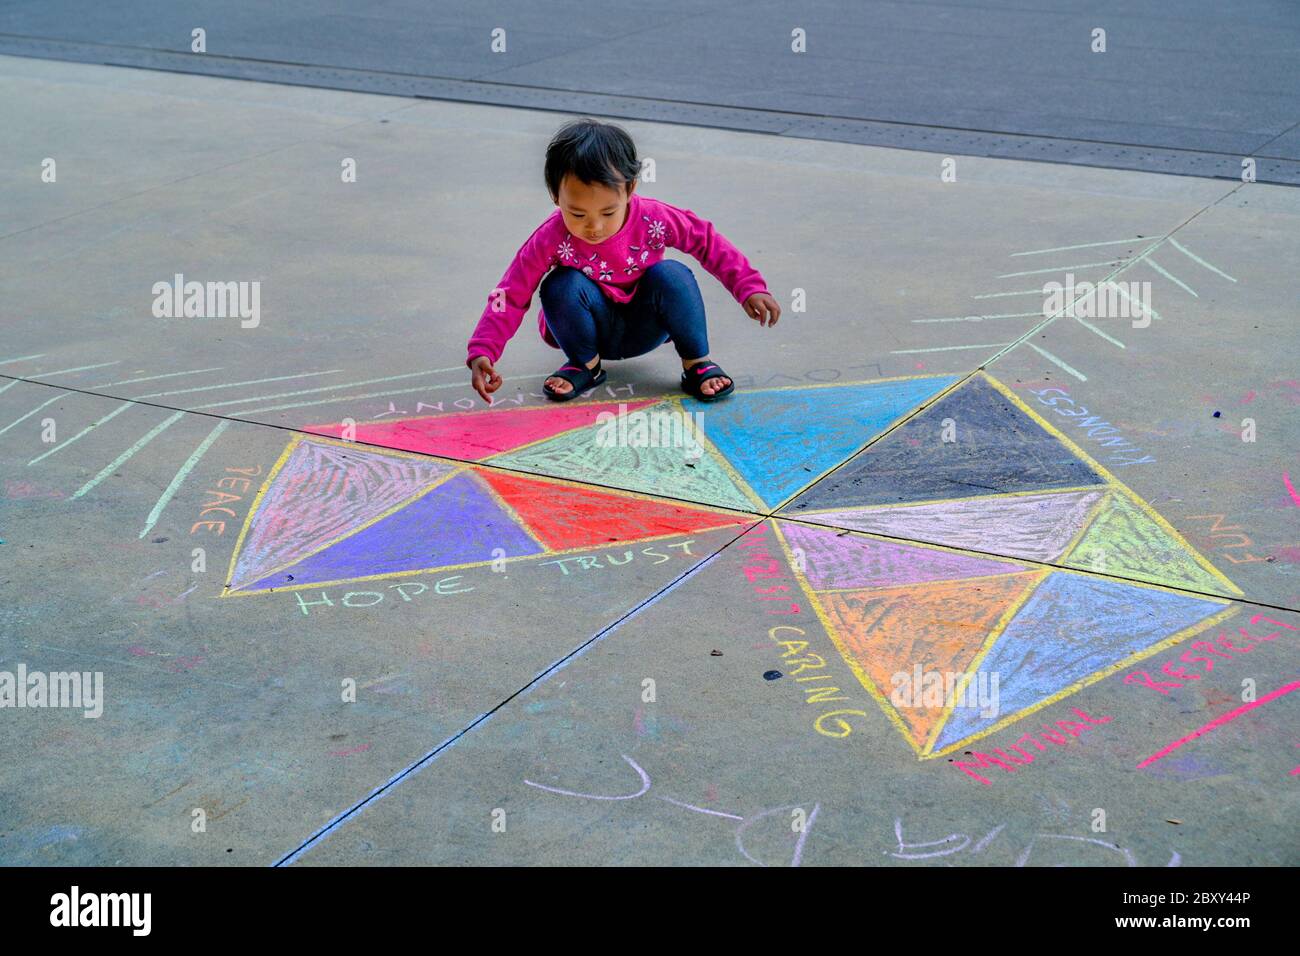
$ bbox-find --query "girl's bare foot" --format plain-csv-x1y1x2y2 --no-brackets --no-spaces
684,357,731,396
546,355,602,396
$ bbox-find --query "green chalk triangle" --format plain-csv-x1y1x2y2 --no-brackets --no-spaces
489,401,756,511
1063,493,1229,595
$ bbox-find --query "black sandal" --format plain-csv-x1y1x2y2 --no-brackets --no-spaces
681,361,735,402
543,360,607,401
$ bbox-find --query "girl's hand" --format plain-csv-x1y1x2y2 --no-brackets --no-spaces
470,355,502,404
744,293,781,327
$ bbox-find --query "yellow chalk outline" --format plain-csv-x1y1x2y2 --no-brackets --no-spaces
787,484,1107,515
810,568,1035,595
221,433,303,593
920,570,1050,754
980,371,1242,597
222,465,462,595
223,521,753,598
1056,489,1112,564
483,394,765,512
769,517,926,757
769,512,1239,759
767,374,965,513
475,397,663,460
222,432,758,597
925,601,1241,759
224,372,1243,762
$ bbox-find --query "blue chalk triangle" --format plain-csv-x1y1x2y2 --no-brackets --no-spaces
931,571,1228,752
688,375,957,508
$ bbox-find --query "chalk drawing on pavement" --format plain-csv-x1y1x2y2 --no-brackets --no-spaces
221,431,753,596
770,371,1242,760
783,372,1241,597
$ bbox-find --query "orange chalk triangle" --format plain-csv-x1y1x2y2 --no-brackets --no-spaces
817,571,1043,750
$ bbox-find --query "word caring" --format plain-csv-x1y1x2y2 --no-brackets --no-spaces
891,666,999,719
594,403,704,455
0,665,103,718
951,707,1113,785
152,273,260,328
50,887,150,936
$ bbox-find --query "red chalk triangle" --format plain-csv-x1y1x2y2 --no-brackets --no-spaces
478,469,749,550
305,399,659,461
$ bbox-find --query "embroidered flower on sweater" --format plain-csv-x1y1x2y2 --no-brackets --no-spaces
623,255,640,275
598,260,613,281
582,264,594,277
557,239,575,262
646,219,667,249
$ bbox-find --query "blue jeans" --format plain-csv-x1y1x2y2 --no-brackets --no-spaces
539,259,709,366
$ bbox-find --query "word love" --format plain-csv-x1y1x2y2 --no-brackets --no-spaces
1124,614,1295,694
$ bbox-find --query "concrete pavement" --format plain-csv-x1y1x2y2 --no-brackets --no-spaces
1,55,1297,866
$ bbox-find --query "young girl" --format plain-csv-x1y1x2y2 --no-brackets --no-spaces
467,118,780,404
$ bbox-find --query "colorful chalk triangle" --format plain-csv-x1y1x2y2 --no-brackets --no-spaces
688,376,957,507
786,375,1107,511
796,489,1104,562
303,399,658,461
477,469,749,551
779,521,1028,591
244,471,544,591
1062,493,1230,595
228,437,456,590
488,401,757,511
930,572,1230,753
816,572,1044,750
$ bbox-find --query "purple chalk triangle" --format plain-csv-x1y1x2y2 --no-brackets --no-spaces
800,489,1104,563
229,438,455,589
246,471,544,590
780,521,1027,591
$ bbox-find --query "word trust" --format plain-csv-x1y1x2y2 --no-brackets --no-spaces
0,665,103,718
152,273,260,328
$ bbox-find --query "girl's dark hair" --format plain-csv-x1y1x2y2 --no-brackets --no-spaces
545,118,639,200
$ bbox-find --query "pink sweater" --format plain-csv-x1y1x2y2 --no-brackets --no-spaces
466,192,769,367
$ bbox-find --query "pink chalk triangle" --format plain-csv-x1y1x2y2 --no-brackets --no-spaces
304,399,658,461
